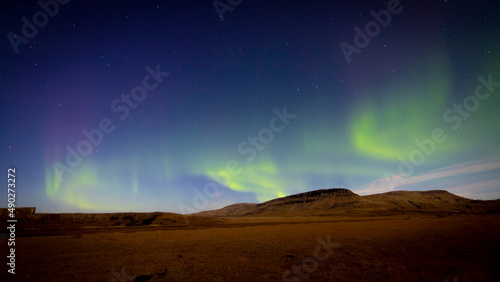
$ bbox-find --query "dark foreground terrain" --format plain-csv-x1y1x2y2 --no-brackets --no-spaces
0,214,499,281
2,189,500,281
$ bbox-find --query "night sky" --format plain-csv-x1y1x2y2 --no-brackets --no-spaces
1,0,499,213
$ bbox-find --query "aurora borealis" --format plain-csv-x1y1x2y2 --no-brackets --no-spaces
1,0,499,213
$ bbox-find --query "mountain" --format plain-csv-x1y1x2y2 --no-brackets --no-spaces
0,209,223,236
2,189,499,234
193,188,500,217
0,207,36,216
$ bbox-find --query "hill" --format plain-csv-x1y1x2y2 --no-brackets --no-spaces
2,189,499,235
193,188,500,217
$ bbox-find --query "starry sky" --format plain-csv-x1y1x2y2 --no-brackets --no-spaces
1,0,499,213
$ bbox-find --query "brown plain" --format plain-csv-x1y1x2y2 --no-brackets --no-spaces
1,189,500,281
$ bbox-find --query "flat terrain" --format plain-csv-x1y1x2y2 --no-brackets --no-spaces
2,214,500,281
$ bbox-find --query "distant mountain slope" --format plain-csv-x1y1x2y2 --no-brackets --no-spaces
0,207,36,216
193,188,500,217
0,210,222,233
2,189,499,230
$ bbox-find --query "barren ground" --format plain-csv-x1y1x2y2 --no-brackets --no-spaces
2,214,500,281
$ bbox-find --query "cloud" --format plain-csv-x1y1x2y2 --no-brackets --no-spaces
353,158,500,197
447,179,500,197
353,174,403,195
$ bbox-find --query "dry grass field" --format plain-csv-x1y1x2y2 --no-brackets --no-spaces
2,190,500,281
2,214,500,281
